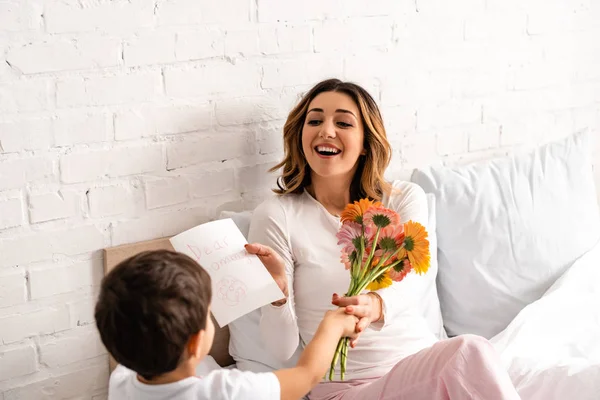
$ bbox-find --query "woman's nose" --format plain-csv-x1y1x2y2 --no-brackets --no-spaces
319,120,336,139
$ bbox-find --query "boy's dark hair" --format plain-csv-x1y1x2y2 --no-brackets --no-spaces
95,250,212,380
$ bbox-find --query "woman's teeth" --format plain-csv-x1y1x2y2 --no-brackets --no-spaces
316,146,341,155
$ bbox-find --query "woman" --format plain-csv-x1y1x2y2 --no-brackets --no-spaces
248,79,520,399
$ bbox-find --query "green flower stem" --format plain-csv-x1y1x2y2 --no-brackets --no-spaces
340,337,348,381
358,236,366,281
329,337,345,381
347,276,357,296
354,246,403,292
330,238,408,381
358,227,381,282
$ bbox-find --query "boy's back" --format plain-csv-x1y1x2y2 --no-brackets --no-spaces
108,364,279,400
95,247,358,400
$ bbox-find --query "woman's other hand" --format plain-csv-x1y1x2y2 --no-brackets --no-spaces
331,292,383,347
245,243,289,305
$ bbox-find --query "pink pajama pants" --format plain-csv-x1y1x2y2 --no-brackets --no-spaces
309,334,520,400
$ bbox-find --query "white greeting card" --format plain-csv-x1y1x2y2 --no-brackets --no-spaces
169,218,284,327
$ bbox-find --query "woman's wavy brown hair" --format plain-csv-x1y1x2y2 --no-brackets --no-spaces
270,78,392,202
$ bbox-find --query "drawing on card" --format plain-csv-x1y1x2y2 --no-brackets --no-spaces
216,275,247,306
169,218,285,327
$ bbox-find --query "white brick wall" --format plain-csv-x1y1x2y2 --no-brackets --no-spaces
124,33,177,67
28,191,80,223
0,79,53,113
0,225,107,268
1,0,599,397
87,184,139,218
60,145,164,183
0,270,27,309
57,71,163,108
0,1,42,32
28,259,104,299
38,326,106,369
68,295,99,328
145,177,190,210
164,61,262,98
0,157,55,191
0,118,53,153
6,38,121,75
176,28,224,61
0,197,23,230
0,306,70,345
0,343,37,381
54,113,112,146
45,1,154,34
114,104,212,140
166,133,255,169
3,361,109,399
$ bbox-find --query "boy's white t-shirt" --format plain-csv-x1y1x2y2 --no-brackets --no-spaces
108,365,280,400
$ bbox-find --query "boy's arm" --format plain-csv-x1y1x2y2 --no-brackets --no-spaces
273,309,357,400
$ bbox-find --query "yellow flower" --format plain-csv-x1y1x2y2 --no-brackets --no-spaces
399,221,430,275
366,271,393,291
340,198,382,224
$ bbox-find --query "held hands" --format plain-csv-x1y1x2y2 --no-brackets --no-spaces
244,243,288,305
331,292,383,348
323,308,360,340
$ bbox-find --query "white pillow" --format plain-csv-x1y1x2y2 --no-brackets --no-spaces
219,210,253,239
391,193,446,339
412,130,600,339
422,193,446,339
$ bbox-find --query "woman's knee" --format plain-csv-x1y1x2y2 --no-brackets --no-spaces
451,334,493,354
451,334,501,364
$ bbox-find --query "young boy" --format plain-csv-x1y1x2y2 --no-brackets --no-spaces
95,247,358,400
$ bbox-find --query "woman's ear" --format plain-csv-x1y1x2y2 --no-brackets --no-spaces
187,330,204,359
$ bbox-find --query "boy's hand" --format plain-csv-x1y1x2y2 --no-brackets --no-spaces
331,292,382,348
323,308,360,340
245,243,289,302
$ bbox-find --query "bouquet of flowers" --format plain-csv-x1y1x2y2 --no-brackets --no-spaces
329,198,431,381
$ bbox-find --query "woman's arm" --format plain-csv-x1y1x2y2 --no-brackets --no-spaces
248,198,301,361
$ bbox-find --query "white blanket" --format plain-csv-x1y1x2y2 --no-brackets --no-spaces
490,240,600,400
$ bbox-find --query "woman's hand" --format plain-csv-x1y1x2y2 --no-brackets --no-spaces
245,243,288,306
322,308,360,340
331,292,383,347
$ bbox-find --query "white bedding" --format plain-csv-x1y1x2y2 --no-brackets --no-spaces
490,240,600,400
205,239,600,399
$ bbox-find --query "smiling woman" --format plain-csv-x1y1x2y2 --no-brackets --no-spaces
240,78,521,400
270,79,392,206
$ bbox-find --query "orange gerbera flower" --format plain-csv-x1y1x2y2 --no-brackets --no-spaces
399,220,430,275
340,198,382,224
366,271,393,291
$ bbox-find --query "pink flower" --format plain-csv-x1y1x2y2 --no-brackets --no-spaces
363,206,400,229
336,221,373,254
340,251,352,270
388,259,413,282
377,223,405,251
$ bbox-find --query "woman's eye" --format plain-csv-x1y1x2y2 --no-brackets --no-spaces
337,122,352,128
307,120,321,126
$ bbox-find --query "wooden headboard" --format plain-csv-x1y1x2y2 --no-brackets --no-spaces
102,237,235,370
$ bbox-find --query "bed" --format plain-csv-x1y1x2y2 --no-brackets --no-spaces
101,131,600,399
